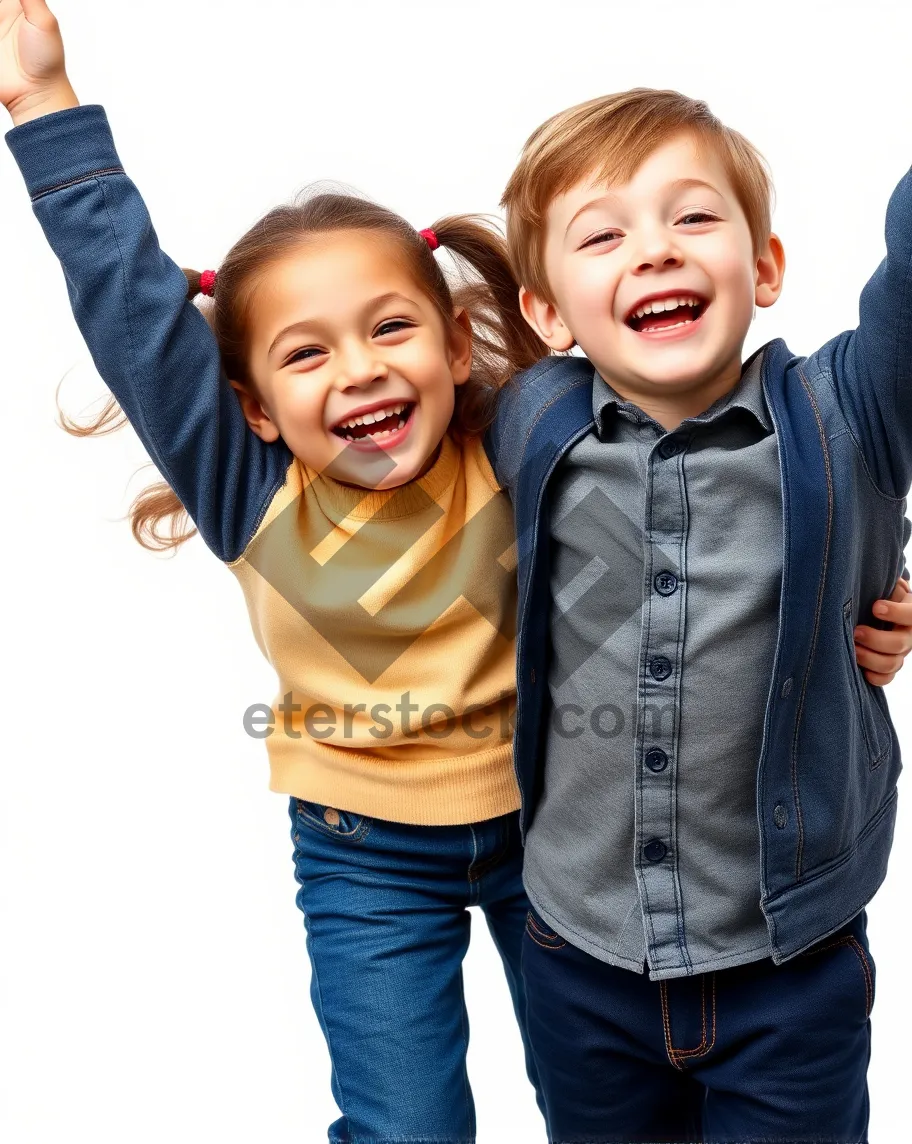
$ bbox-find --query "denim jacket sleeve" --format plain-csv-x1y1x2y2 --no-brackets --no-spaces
4,104,293,563
806,161,912,500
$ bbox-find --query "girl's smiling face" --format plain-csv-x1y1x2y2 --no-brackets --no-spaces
235,230,472,489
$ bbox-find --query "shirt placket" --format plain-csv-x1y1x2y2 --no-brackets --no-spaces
634,426,691,973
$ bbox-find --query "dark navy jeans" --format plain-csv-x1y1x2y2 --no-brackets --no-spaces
288,799,541,1144
521,905,875,1144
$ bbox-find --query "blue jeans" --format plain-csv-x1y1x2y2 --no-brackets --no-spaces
288,799,541,1144
521,905,875,1144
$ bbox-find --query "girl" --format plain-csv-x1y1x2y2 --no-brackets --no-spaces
1,6,547,1142
4,4,912,1143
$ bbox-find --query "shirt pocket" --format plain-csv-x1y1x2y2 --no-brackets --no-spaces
842,599,893,771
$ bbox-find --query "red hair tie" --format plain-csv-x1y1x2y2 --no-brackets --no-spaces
419,228,439,251
199,269,218,296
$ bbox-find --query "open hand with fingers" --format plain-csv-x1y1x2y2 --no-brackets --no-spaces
855,577,912,686
0,0,76,124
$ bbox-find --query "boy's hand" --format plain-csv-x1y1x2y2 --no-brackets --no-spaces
854,577,912,686
0,0,76,125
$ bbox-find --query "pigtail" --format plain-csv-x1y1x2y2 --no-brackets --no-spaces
427,216,552,437
55,267,207,551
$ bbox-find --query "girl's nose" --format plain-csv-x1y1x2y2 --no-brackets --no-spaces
335,343,388,389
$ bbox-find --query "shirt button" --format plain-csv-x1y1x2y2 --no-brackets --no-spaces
649,656,673,681
774,804,788,829
654,571,678,596
645,747,669,773
644,839,668,862
659,436,684,459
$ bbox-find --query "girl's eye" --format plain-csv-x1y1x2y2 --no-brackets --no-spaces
580,230,622,249
286,347,324,365
375,319,414,337
678,211,717,225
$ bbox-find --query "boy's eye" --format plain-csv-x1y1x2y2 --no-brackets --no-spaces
580,230,622,249
678,211,717,225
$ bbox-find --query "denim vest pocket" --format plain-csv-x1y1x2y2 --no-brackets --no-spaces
294,798,371,842
841,599,892,771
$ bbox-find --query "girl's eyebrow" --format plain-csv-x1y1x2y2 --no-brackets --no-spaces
267,292,418,359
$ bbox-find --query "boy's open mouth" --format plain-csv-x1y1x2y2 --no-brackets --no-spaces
331,401,416,443
625,294,708,334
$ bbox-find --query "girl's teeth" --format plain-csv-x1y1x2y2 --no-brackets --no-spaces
338,402,409,431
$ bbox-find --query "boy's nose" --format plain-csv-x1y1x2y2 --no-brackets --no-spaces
630,230,684,273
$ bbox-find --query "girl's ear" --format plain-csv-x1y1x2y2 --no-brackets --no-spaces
448,308,474,386
230,379,281,442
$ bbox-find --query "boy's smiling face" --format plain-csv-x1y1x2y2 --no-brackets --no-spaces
521,129,785,427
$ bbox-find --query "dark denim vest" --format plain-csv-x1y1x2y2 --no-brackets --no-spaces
486,334,910,962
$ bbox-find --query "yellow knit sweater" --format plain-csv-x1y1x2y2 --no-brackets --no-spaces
227,432,520,825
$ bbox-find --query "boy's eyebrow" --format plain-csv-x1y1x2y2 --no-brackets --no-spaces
267,292,417,359
564,177,724,236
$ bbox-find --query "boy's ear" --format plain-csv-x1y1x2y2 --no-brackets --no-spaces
755,232,786,309
449,307,474,386
229,379,281,442
519,287,576,351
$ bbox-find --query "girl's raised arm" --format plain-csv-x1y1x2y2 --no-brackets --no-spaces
1,1,292,561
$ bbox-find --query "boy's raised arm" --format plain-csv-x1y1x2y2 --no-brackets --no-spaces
814,158,912,500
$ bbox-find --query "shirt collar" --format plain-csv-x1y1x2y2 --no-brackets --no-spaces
592,344,771,437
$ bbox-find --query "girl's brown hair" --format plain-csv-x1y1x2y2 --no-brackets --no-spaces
59,193,549,551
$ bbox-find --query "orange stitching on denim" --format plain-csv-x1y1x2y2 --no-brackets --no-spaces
800,933,874,1019
661,974,717,1069
525,911,567,951
847,937,874,1018
659,981,685,1071
674,973,717,1061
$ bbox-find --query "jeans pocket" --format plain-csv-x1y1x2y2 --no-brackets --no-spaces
525,907,568,951
800,916,876,1020
294,798,372,843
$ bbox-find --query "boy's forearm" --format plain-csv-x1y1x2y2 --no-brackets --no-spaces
8,79,79,127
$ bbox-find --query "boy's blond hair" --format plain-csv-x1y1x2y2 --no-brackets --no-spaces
501,88,774,304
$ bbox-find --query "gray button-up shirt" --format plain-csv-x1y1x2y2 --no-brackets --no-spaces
523,347,783,980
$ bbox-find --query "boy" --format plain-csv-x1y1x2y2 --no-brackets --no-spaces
488,88,912,1142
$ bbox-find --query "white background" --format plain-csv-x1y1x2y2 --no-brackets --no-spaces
1,0,910,1140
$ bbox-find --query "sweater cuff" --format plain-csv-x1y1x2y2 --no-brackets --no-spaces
4,104,122,199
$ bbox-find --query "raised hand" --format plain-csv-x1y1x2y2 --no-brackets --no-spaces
0,0,75,123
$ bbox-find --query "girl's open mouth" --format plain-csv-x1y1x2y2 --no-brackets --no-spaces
331,401,416,449
626,296,708,336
